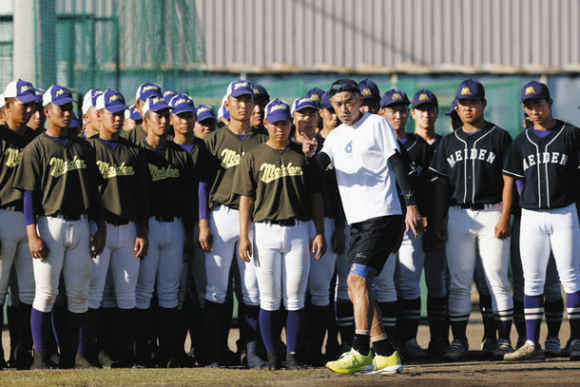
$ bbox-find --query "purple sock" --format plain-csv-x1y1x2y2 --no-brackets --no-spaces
286,309,304,354
524,294,544,345
566,291,580,341
259,309,276,353
31,308,50,354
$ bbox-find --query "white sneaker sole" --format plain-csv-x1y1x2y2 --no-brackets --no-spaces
360,364,403,375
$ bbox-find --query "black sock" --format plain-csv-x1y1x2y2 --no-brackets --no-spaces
353,332,370,354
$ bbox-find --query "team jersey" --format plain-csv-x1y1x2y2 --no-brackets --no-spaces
314,133,342,220
430,123,512,206
13,134,102,219
202,127,268,210
232,141,320,223
183,137,208,183
503,121,580,210
320,113,402,224
0,125,40,210
401,132,441,216
140,140,196,233
88,137,150,227
121,125,147,144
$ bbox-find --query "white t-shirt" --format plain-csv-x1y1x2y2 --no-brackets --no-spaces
321,112,402,224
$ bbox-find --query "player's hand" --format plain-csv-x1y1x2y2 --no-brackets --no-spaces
405,205,423,238
331,228,346,254
431,223,447,242
183,237,194,263
198,219,213,252
29,234,50,260
90,228,106,258
134,236,148,259
312,233,327,259
494,219,511,239
239,237,252,263
302,134,318,158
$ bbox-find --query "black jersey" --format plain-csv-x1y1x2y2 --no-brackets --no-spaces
430,123,512,206
121,125,147,144
503,121,580,210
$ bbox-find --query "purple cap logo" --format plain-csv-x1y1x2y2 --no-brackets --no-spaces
43,85,75,107
136,82,162,102
196,104,216,122
226,80,255,99
95,89,128,113
265,98,292,123
169,93,196,114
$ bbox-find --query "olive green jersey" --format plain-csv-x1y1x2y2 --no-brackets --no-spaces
140,140,196,233
88,137,149,228
13,134,103,219
232,141,321,223
121,125,147,144
202,127,268,210
0,125,40,210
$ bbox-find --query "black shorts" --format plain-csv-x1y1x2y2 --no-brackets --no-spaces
348,215,404,274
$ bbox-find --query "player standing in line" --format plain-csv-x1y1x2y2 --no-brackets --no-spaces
304,79,422,374
122,83,162,144
250,84,270,135
81,89,104,139
194,104,217,139
0,79,40,370
430,79,514,362
234,98,326,370
199,80,267,368
84,89,149,368
358,79,381,114
134,96,196,368
385,89,449,359
504,81,580,361
13,84,107,369
291,96,343,366
27,88,46,132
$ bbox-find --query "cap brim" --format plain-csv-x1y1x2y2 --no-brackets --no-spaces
172,106,196,115
198,115,216,123
52,97,75,106
412,102,438,109
17,94,40,104
106,104,128,113
266,112,292,123
230,90,255,98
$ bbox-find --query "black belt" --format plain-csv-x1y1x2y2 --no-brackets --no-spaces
270,218,296,226
59,213,84,221
155,215,177,223
106,216,130,226
458,203,485,210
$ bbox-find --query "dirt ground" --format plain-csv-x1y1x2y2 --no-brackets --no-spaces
1,305,579,386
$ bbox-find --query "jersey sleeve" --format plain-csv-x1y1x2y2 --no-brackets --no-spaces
503,137,524,178
319,131,335,169
231,151,256,198
13,145,41,192
429,136,449,177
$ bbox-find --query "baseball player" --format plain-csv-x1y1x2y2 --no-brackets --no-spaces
81,89,104,139
27,88,46,132
134,95,196,368
291,96,342,365
503,81,580,361
358,79,381,114
0,79,40,370
430,79,514,361
250,83,270,134
123,104,142,133
234,98,326,370
199,80,267,368
121,82,162,144
13,84,107,369
84,89,149,368
194,104,217,139
304,79,422,375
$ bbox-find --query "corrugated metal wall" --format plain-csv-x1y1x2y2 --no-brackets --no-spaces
195,0,580,73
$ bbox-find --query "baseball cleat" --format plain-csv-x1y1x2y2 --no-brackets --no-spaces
544,336,562,358
493,338,514,360
404,338,429,360
504,341,545,361
325,348,372,374
569,339,580,361
480,337,497,359
442,339,468,362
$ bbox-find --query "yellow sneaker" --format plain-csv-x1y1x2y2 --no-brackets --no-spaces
362,350,403,375
325,348,373,374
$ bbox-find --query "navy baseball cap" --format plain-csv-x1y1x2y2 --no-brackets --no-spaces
218,97,230,121
4,79,37,104
163,89,177,100
34,88,45,103
125,104,141,121
265,98,292,123
69,112,80,129
226,80,255,98
319,92,333,110
380,89,410,108
95,89,128,113
253,84,270,101
328,79,360,97
82,89,104,114
456,79,485,101
142,96,172,116
521,81,550,102
196,104,216,122
136,82,162,102
43,85,75,107
305,87,325,103
291,97,318,114
445,99,458,116
358,79,380,100
412,89,438,109
169,93,196,114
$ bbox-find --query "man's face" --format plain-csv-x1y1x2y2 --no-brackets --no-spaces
293,108,319,139
45,103,73,129
226,94,255,123
320,107,338,130
523,98,553,127
360,99,380,114
99,109,125,135
330,92,361,126
380,104,409,132
28,103,46,130
194,118,216,139
7,98,34,125
264,119,292,144
456,98,486,125
171,111,196,136
411,104,438,130
144,109,170,137
250,98,269,127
